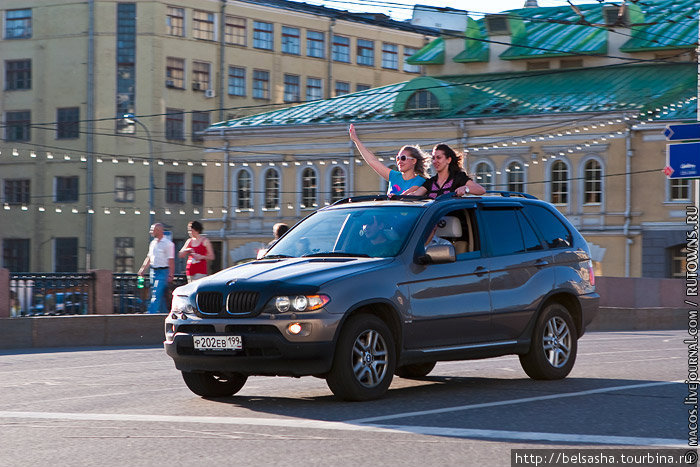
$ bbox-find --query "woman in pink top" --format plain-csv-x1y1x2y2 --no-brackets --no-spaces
179,220,215,282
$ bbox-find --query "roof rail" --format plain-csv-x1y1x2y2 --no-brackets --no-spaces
331,194,426,206
484,190,538,199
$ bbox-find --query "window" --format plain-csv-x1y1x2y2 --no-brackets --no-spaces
3,239,30,272
237,171,252,210
55,238,78,272
228,66,246,96
282,26,300,55
550,160,568,205
330,167,346,203
57,107,79,139
225,16,246,45
474,162,494,191
332,35,350,62
165,108,185,140
382,43,398,69
193,10,215,41
523,204,572,248
307,30,325,58
671,244,688,278
306,77,322,101
192,111,210,142
4,179,30,205
166,172,185,204
670,178,690,201
356,84,370,92
114,237,135,273
526,61,550,71
264,169,279,209
406,90,439,112
192,174,204,206
403,46,421,73
284,74,300,102
5,9,32,39
253,21,273,50
166,7,184,37
507,161,525,193
192,61,211,91
357,39,374,66
560,59,583,69
55,176,79,202
584,159,602,204
166,57,185,89
481,209,527,256
301,168,317,208
335,81,350,97
5,59,31,90
115,176,135,202
5,111,30,142
115,4,136,134
253,70,270,99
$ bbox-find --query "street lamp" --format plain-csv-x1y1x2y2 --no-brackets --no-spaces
123,113,154,227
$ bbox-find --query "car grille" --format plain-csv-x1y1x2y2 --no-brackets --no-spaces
196,292,223,315
227,291,259,315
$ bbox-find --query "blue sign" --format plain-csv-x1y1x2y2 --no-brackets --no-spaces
665,123,700,141
667,142,700,179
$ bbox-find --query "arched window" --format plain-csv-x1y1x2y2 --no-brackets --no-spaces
583,159,602,204
474,162,494,191
264,169,279,209
301,167,317,209
550,160,568,205
237,170,252,210
405,90,439,112
507,161,525,193
330,167,346,203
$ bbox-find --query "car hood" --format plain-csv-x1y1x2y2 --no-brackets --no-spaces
176,257,392,295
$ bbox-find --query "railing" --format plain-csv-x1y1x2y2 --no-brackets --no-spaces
9,272,94,317
113,273,187,314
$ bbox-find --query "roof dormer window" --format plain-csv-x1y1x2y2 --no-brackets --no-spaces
406,90,440,112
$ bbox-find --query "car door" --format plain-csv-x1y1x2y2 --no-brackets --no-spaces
479,204,555,341
400,207,492,349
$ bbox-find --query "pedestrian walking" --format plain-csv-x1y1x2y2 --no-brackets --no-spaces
179,220,215,282
138,223,175,313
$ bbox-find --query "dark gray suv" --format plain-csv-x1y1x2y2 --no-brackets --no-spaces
164,192,599,401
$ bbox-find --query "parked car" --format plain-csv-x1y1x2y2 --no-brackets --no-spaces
164,192,599,401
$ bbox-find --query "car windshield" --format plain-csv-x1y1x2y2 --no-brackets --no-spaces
265,206,421,258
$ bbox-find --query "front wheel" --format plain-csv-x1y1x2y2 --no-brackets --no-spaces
519,303,577,380
181,371,247,397
326,315,396,401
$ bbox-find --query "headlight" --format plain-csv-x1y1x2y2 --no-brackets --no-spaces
171,295,196,314
264,294,330,313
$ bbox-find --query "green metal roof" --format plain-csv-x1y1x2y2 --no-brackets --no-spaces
620,0,700,52
209,63,696,130
406,37,445,65
453,17,489,63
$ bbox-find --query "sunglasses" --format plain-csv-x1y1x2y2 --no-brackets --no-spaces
396,155,415,162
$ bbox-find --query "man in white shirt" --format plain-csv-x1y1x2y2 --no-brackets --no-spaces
138,223,175,314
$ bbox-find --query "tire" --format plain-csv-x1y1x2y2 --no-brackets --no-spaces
395,361,436,379
326,315,396,401
519,303,577,380
181,371,247,397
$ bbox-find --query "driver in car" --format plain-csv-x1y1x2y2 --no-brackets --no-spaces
361,215,396,258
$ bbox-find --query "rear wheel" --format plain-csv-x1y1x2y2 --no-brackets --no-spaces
326,315,396,401
395,361,436,378
181,371,247,397
519,303,577,380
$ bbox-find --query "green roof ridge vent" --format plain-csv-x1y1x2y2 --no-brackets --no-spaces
454,17,489,63
406,37,445,65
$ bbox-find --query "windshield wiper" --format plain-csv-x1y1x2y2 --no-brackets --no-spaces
260,254,293,259
302,252,370,258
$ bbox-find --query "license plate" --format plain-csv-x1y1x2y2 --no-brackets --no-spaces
193,335,243,351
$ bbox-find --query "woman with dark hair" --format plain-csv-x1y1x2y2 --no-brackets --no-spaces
349,123,428,195
404,143,486,198
179,220,215,282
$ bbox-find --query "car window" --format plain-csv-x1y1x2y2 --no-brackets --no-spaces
266,206,422,258
518,210,544,251
522,204,572,248
480,208,527,257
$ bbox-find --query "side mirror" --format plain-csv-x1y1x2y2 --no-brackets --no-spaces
416,244,456,265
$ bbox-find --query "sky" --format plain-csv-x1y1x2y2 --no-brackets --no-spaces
289,0,601,20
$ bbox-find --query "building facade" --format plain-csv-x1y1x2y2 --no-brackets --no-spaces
0,0,434,273
201,0,697,278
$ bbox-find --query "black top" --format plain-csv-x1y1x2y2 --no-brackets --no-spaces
421,171,471,199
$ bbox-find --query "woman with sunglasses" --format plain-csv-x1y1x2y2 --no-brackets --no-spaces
349,124,428,195
404,143,486,198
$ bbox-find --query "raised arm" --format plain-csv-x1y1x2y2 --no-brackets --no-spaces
349,124,391,181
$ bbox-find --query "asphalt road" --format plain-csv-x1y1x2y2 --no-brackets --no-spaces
0,330,691,467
